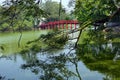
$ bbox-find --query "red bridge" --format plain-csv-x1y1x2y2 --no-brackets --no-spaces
39,20,79,30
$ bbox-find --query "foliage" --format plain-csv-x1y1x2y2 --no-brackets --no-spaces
41,0,71,22
20,30,68,53
68,0,75,7
16,29,68,54
30,44,42,52
39,31,68,49
20,52,79,80
76,29,120,79
75,0,117,25
77,37,120,79
0,0,45,31
87,60,120,79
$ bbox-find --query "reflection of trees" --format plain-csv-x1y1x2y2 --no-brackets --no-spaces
19,30,82,79
20,51,82,80
0,75,5,80
68,57,82,80
77,41,120,80
0,74,14,80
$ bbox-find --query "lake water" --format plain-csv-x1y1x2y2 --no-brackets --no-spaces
0,31,47,55
0,31,120,80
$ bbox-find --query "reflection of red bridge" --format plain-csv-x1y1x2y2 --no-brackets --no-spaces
39,20,79,30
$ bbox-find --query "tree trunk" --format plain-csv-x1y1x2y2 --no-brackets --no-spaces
74,29,83,48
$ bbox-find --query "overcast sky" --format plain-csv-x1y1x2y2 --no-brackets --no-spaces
0,0,4,4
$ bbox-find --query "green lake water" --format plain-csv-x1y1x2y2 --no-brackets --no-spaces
0,31,120,80
0,31,47,55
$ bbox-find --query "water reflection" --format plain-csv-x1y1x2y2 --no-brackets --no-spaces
76,42,120,80
1,41,119,80
20,50,81,80
18,45,105,80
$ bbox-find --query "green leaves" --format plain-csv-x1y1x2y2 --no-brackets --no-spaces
41,0,70,21
75,0,116,23
0,0,44,31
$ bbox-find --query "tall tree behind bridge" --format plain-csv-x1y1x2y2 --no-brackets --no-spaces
41,0,70,22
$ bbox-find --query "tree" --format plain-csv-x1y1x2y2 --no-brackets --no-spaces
74,0,118,47
41,0,70,22
68,0,75,7
75,0,116,23
113,0,120,8
0,0,46,47
0,0,45,31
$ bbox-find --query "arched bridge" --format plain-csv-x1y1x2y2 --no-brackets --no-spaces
39,20,79,30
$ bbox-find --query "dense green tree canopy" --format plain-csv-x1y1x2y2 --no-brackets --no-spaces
74,0,120,48
0,0,45,31
75,0,117,23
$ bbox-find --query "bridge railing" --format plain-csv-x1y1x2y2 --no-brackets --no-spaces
39,20,79,30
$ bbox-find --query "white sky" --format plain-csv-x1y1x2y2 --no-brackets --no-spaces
0,0,4,4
